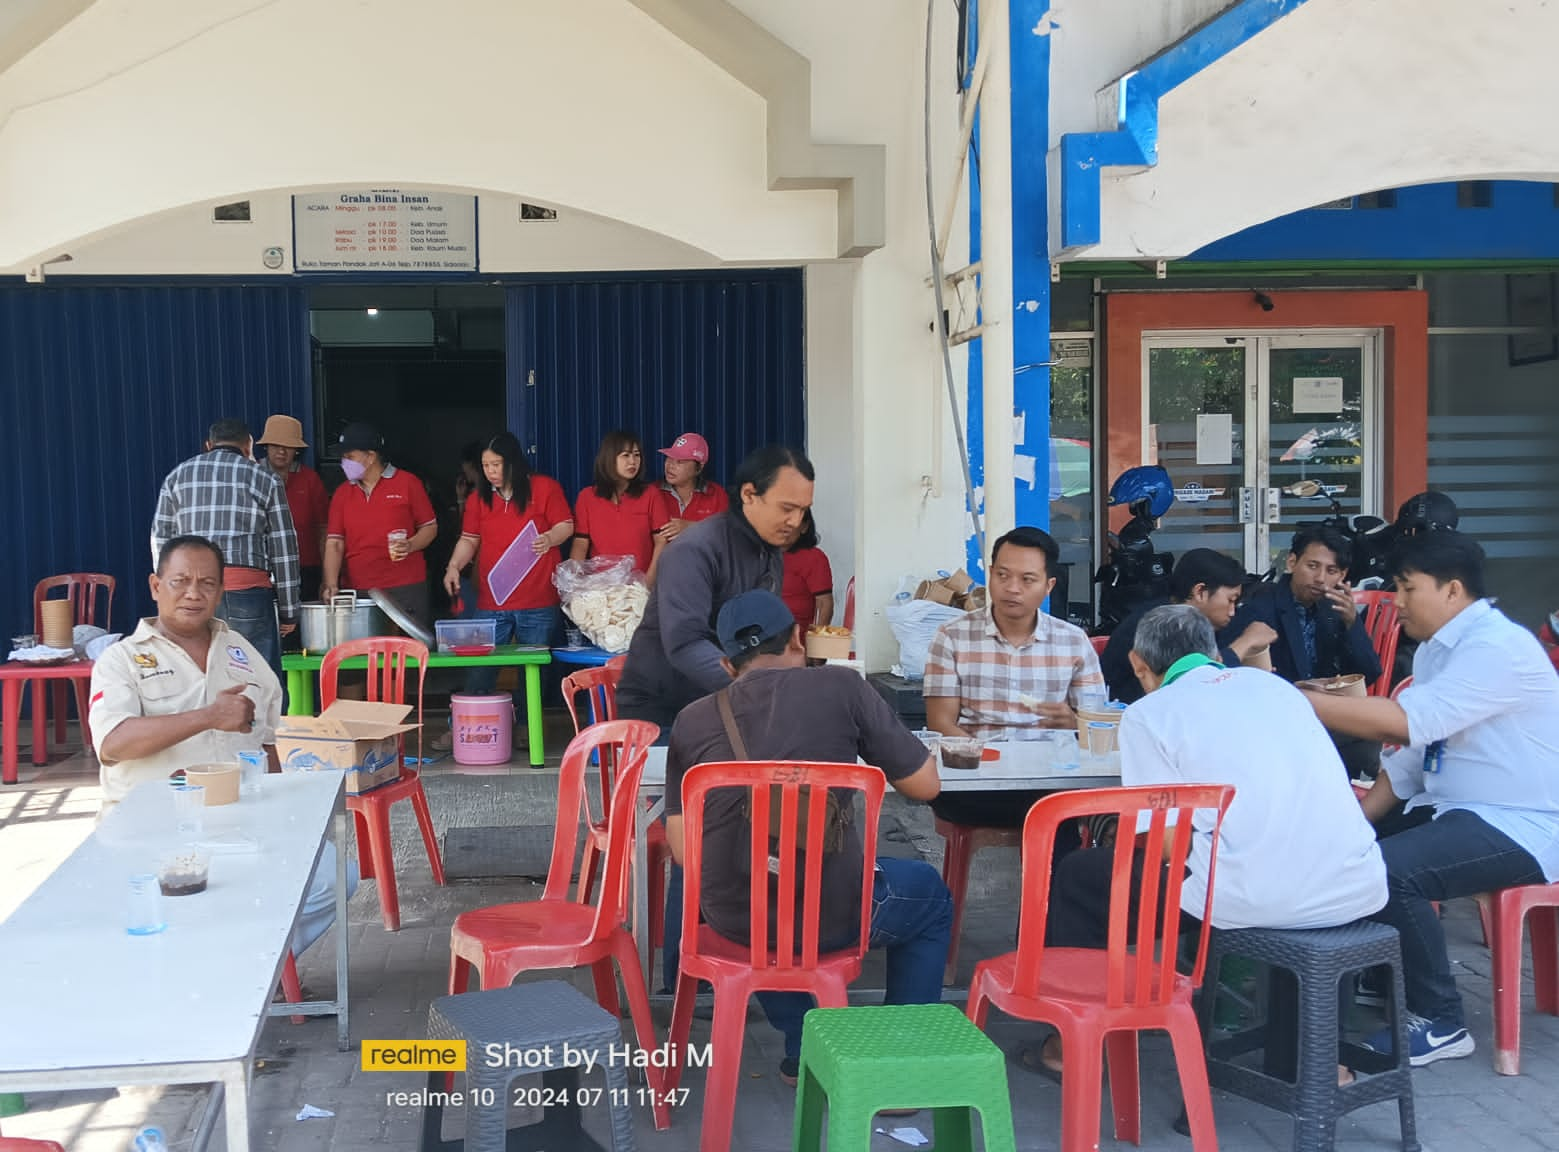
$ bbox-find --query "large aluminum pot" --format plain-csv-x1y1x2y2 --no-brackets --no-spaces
297,592,392,652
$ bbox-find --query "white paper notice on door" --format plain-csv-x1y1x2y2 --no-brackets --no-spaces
1195,413,1233,465
1292,376,1345,414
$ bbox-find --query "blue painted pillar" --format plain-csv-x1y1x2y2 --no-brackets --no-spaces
966,0,1052,576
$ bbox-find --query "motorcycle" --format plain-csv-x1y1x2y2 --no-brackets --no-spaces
1093,465,1177,635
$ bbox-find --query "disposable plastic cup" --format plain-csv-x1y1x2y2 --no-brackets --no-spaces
236,749,265,799
172,783,205,839
127,874,165,935
1078,688,1108,712
388,528,408,559
1087,721,1115,757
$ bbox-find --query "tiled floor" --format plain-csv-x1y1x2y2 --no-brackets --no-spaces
3,719,1558,1151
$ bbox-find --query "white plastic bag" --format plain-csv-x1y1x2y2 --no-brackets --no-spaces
884,594,966,680
553,555,650,653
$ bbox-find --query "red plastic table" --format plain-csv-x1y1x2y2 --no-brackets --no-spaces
0,660,94,785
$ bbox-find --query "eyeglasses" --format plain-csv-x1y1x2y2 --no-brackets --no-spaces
163,577,221,595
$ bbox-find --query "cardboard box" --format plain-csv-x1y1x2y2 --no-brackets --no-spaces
275,700,418,795
805,630,854,660
942,568,975,595
914,579,958,606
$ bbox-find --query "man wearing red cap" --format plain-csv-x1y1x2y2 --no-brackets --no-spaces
656,432,728,543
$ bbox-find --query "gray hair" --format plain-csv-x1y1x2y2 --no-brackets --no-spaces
1132,604,1218,675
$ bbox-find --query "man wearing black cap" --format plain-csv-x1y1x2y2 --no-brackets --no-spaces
321,423,439,626
661,589,952,1085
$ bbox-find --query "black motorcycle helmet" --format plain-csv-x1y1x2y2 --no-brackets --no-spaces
1395,490,1459,535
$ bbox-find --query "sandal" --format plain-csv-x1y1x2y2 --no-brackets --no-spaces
1015,1042,1064,1084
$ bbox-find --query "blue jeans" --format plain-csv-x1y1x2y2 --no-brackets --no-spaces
1371,808,1545,1026
217,587,284,706
754,857,953,1062
464,607,560,705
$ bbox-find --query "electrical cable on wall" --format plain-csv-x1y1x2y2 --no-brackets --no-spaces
925,0,987,565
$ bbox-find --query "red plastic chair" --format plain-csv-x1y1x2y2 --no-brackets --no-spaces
0,1139,67,1151
1354,591,1401,697
561,666,671,947
32,574,114,750
1477,881,1559,1074
967,784,1235,1152
662,760,886,1152
1090,635,1109,657
279,952,307,1026
447,719,669,1129
319,637,445,931
935,816,1022,984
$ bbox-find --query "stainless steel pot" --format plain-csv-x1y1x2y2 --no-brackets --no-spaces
297,592,392,652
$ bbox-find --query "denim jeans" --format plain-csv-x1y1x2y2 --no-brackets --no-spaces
753,857,953,1062
1371,807,1545,1026
293,841,362,957
216,587,284,705
464,607,560,706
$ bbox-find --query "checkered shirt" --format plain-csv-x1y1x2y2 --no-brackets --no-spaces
151,448,301,620
923,608,1104,738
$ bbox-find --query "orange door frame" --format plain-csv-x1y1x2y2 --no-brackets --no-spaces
1102,290,1429,533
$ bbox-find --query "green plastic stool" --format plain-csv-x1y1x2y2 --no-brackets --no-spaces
793,1004,1018,1152
0,1093,25,1118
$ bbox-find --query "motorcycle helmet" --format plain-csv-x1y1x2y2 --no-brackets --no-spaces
1395,490,1459,534
1107,465,1176,519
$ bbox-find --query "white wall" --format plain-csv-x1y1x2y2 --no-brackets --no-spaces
1051,0,1559,259
804,261,858,622
0,0,836,272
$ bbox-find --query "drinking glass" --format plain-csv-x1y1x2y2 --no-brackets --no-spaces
172,784,205,839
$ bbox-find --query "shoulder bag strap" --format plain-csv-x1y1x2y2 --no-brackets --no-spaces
715,688,749,760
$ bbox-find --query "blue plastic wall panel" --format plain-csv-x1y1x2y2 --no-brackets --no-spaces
504,273,805,505
1190,181,1559,262
0,284,311,631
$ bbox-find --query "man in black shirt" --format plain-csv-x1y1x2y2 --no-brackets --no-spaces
664,590,950,1083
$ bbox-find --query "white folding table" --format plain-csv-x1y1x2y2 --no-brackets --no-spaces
0,772,351,1152
629,737,1123,987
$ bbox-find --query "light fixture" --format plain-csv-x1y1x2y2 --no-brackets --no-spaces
365,307,379,317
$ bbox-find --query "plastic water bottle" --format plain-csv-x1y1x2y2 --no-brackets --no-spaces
132,1127,169,1152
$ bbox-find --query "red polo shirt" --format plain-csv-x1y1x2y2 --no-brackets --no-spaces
574,486,672,574
461,475,572,611
283,464,329,567
662,481,729,523
326,465,437,591
782,546,834,628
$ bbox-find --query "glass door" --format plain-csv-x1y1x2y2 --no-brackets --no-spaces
1143,332,1379,575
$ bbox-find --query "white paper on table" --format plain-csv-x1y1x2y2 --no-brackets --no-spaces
1292,376,1344,414
1194,413,1233,466
487,521,540,605
875,1127,930,1147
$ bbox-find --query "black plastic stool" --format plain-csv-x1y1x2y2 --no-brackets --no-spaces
420,979,636,1152
1197,922,1420,1152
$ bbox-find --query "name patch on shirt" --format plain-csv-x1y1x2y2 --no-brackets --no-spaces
138,668,174,682
227,645,250,669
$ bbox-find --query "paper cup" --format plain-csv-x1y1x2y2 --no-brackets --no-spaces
40,600,74,650
1295,673,1367,698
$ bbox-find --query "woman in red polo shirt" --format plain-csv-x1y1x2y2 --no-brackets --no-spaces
569,430,672,584
443,432,572,732
258,414,329,605
781,509,835,629
321,422,439,627
655,431,728,543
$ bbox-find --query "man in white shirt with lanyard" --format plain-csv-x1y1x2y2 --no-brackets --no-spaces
1306,530,1559,1066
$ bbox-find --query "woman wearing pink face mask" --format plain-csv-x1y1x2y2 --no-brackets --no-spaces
321,422,439,626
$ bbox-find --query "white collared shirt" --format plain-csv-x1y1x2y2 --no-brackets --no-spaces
1384,599,1559,879
88,617,281,806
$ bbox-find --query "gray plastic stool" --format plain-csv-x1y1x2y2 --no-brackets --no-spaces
1197,922,1419,1152
421,979,636,1152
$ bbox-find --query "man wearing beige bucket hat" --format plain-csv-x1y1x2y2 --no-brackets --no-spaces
258,414,329,606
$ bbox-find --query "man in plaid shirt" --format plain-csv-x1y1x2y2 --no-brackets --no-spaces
924,526,1104,830
152,418,300,691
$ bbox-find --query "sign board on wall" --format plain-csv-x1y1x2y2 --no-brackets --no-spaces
293,189,477,272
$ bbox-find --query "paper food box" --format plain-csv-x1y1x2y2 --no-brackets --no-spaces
274,700,417,795
805,626,854,660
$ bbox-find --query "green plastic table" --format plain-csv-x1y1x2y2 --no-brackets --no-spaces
281,645,554,767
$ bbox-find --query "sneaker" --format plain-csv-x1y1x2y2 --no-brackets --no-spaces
779,1057,799,1087
1363,1013,1476,1067
1355,969,1388,1009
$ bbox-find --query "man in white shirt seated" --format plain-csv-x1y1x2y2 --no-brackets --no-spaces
1305,531,1559,1066
89,534,358,956
1031,604,1386,1076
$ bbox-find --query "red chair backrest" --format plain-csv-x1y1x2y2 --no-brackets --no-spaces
680,760,885,972
843,577,856,632
1391,674,1413,700
1355,591,1401,696
34,573,115,634
543,720,659,936
1090,635,1109,657
606,654,627,673
561,665,620,734
0,1139,68,1152
319,636,428,762
1012,784,1236,1007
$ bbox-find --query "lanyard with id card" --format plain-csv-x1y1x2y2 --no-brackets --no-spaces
1423,740,1447,774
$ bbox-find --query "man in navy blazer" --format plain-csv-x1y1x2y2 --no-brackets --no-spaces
1225,524,1382,776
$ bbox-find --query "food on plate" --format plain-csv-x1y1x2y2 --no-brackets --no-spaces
808,625,852,637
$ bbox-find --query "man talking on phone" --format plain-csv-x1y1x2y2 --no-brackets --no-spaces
1227,525,1382,777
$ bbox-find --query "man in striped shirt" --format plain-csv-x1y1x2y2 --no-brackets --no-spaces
924,526,1105,829
151,418,299,692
